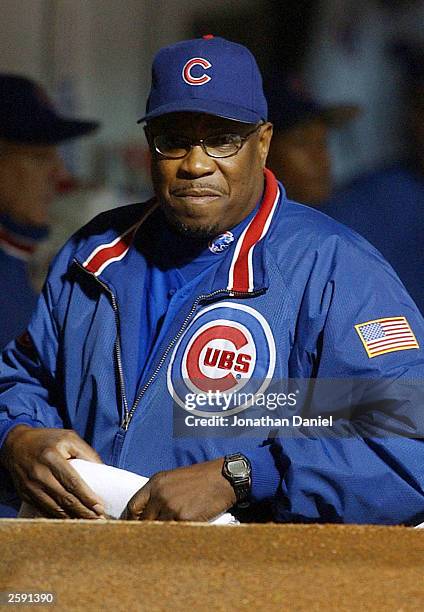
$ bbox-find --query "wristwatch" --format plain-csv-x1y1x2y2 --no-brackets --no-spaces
222,453,252,507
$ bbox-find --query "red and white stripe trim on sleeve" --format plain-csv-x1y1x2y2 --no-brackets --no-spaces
83,202,158,276
227,168,280,293
0,225,37,261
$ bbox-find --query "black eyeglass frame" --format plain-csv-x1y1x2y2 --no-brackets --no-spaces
148,122,264,160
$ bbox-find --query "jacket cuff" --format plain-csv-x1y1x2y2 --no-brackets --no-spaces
243,445,281,501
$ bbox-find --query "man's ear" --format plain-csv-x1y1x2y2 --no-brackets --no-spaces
258,122,273,167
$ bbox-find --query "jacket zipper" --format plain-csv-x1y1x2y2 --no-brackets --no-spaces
121,288,264,430
74,261,129,424
74,260,263,432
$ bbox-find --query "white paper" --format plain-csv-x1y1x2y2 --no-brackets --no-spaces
19,459,239,524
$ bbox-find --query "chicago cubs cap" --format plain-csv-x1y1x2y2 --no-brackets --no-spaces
265,74,360,133
139,35,267,124
0,74,99,144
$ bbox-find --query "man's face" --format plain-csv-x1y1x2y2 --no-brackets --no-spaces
146,113,273,238
266,119,332,205
0,142,69,226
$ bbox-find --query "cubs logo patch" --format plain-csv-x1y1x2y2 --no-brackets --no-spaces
182,57,212,85
208,231,234,254
167,302,276,416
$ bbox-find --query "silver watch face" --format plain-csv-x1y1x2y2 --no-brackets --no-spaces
228,459,248,477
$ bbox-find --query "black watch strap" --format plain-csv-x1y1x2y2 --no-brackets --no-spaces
222,453,252,507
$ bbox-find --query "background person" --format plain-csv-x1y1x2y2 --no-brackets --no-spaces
322,42,424,313
265,75,359,206
0,74,99,348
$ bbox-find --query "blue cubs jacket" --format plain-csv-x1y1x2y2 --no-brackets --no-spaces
1,169,424,523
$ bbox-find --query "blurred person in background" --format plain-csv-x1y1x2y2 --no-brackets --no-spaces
265,76,359,206
0,74,99,348
303,0,424,185
322,43,424,313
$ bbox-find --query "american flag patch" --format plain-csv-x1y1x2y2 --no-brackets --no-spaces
355,317,419,358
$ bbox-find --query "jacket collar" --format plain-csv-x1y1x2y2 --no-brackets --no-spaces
80,200,159,277
76,168,283,294
0,215,48,261
221,167,280,293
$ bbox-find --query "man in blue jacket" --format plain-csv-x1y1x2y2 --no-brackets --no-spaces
1,36,424,524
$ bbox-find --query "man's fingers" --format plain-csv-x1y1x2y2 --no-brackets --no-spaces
137,497,161,521
22,481,72,519
56,434,103,464
2,427,106,518
47,457,105,516
123,484,151,520
24,463,104,519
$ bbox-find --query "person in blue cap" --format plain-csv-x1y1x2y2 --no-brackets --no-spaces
0,74,99,348
322,42,424,314
265,74,359,206
0,37,424,525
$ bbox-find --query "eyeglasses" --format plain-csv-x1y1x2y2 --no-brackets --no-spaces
151,123,262,160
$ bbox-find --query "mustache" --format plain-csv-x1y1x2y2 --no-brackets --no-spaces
170,182,228,196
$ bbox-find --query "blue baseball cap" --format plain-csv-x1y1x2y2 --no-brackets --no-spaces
139,35,267,124
0,74,99,144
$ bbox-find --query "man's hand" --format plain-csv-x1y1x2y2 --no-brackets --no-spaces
122,458,236,521
0,425,105,519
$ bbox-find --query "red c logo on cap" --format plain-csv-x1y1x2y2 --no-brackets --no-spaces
182,57,212,86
